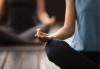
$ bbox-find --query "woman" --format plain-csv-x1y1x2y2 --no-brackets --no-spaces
36,0,99,69
0,0,55,45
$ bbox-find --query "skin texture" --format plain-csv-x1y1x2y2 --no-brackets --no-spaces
36,0,56,25
0,0,4,16
36,0,75,41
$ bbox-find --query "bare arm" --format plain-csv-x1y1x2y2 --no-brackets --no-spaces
36,0,75,41
48,0,75,40
0,0,4,16
36,0,55,25
36,0,45,13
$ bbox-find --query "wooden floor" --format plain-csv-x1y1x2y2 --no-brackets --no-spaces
0,46,60,69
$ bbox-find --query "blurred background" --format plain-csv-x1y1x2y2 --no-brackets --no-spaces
0,0,72,69
45,0,65,22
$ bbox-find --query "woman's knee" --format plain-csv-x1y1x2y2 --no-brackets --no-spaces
45,40,70,53
45,40,70,63
45,40,66,53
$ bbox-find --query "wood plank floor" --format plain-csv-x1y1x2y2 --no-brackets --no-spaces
0,46,60,69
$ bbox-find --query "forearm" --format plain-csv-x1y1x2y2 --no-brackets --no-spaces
48,0,75,40
0,0,4,16
37,0,46,14
48,26,74,40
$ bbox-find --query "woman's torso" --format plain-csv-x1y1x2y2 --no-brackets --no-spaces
71,0,99,52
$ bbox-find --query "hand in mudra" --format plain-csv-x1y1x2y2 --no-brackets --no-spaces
35,28,52,42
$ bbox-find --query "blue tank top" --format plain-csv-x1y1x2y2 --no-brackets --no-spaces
71,0,100,52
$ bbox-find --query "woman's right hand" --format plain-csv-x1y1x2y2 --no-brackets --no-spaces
35,28,52,42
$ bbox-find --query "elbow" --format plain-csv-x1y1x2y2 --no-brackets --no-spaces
64,26,75,39
69,27,75,37
68,30,74,38
66,30,74,38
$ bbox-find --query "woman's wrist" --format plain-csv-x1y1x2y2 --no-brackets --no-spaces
47,34,57,40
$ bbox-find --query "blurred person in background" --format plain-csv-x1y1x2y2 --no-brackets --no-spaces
0,0,55,45
36,0,99,69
